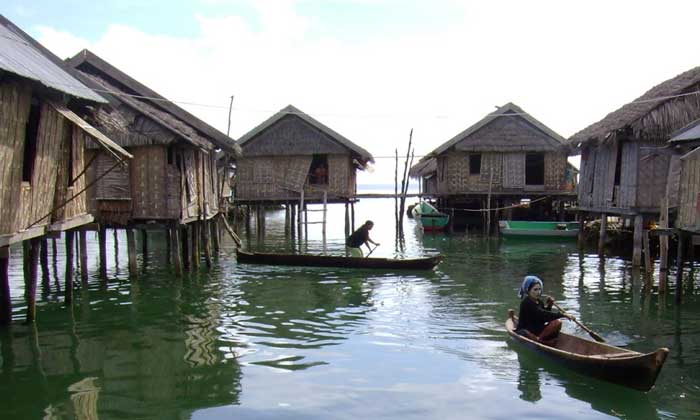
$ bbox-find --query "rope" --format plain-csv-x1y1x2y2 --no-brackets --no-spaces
439,195,553,213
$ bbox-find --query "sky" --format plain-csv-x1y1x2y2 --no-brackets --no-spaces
4,0,700,185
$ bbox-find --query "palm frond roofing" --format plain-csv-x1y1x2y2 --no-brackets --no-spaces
430,102,566,156
237,104,373,162
570,66,700,144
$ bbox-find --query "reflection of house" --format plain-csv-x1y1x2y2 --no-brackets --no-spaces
411,103,575,230
235,105,373,236
569,66,700,263
67,49,239,272
0,15,131,324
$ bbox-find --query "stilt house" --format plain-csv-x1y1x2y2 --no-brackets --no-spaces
569,66,700,263
669,119,700,234
0,15,131,323
411,103,575,227
66,50,239,271
235,104,373,204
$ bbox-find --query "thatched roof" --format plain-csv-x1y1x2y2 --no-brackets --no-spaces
430,102,566,156
67,49,239,155
0,15,105,103
570,66,700,145
409,156,436,178
238,104,373,163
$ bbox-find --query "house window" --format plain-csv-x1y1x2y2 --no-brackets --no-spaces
469,154,481,175
22,97,41,183
309,154,328,185
525,153,545,185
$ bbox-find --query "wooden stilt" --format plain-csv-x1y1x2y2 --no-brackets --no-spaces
643,230,652,274
98,226,107,279
577,213,586,249
351,201,355,232
165,226,172,264
25,239,40,322
79,231,88,285
0,247,10,324
676,232,685,303
245,205,252,237
182,226,190,271
171,225,182,276
65,231,75,304
344,201,350,239
322,191,328,251
126,229,137,275
191,223,200,269
203,219,212,268
141,230,148,263
40,238,50,290
113,228,120,273
211,218,220,253
598,213,607,257
304,204,308,239
290,204,296,239
632,215,643,267
299,191,305,240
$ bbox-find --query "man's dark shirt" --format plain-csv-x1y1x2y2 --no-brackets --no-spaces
346,226,370,248
517,297,563,335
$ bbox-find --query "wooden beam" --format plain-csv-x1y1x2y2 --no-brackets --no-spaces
48,213,94,232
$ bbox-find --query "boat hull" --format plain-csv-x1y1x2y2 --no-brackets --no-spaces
499,221,579,238
236,250,442,270
506,315,668,391
412,202,449,232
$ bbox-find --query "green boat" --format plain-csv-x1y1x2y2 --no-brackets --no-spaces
499,220,580,238
411,202,449,232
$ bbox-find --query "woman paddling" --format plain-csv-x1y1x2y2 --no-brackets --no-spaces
516,275,574,346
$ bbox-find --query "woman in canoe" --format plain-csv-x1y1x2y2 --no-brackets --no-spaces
346,220,380,257
516,275,574,346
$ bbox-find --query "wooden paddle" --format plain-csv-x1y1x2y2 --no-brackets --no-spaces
365,244,379,258
551,301,606,343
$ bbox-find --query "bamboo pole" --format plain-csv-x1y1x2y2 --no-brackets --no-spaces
98,226,107,279
40,238,50,290
322,191,327,250
171,225,182,276
676,232,684,303
632,215,643,267
643,230,652,274
486,170,494,236
395,148,399,237
203,219,212,268
598,213,608,257
25,239,40,322
79,231,88,285
65,231,75,304
191,223,200,269
0,247,10,324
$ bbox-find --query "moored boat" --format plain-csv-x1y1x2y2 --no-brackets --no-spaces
411,201,449,232
236,249,442,270
505,310,668,391
499,220,579,238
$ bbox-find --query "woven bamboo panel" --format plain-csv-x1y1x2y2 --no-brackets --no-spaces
327,155,350,195
0,82,31,235
544,153,566,190
637,151,669,209
479,153,503,187
131,146,170,219
61,127,89,222
281,156,311,192
678,155,700,228
503,152,525,188
446,153,468,192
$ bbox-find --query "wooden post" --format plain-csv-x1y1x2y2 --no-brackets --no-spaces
0,247,10,324
290,204,296,239
351,202,355,232
577,213,585,249
299,190,305,240
486,170,494,236
676,232,685,303
643,230,652,274
598,213,607,257
79,231,88,285
181,225,190,271
25,239,40,322
141,229,148,261
304,204,308,239
65,231,75,304
284,203,290,235
203,219,212,268
344,201,350,239
632,215,643,267
322,191,328,250
211,218,220,253
558,200,565,221
126,229,138,275
165,226,172,264
245,204,252,237
98,226,107,279
171,225,182,276
191,223,200,269
40,238,50,290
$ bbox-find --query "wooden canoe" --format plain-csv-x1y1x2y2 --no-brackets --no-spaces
506,310,668,391
235,249,442,270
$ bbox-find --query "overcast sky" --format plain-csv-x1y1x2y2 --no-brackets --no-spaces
5,0,700,185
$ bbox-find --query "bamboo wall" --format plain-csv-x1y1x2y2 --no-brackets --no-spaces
53,124,88,223
677,152,700,230
434,151,567,195
578,140,669,212
236,154,355,200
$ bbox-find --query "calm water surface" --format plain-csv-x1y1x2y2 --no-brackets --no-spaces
1,198,699,419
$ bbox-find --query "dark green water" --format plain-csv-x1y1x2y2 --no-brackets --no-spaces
1,198,699,419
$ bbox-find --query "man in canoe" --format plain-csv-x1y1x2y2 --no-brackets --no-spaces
516,275,574,346
346,220,380,257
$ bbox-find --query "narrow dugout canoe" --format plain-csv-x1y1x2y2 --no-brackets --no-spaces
235,249,441,270
506,310,668,392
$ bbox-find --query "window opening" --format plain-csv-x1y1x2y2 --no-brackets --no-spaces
309,154,328,185
525,153,545,185
469,154,481,175
22,97,41,183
